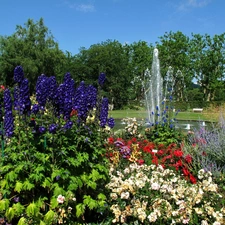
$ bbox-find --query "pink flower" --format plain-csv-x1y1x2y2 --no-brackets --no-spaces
57,195,65,204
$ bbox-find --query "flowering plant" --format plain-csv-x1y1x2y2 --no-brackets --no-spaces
106,163,225,224
105,136,197,184
0,67,113,224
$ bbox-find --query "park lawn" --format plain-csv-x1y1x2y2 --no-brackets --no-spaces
109,109,217,122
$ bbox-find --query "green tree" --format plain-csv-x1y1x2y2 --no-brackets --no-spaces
189,33,225,101
70,40,131,109
0,18,67,92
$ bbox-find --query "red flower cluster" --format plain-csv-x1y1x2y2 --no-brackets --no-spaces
105,137,197,184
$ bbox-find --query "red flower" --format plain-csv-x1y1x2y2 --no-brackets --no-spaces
175,160,183,169
189,174,197,184
108,137,114,144
137,159,145,165
131,137,137,143
152,156,158,166
185,154,192,163
173,150,183,157
182,167,190,176
70,109,78,117
157,149,164,156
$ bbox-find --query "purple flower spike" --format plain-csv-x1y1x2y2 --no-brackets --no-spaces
14,65,24,83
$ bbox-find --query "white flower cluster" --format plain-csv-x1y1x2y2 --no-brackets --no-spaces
106,163,225,224
122,117,143,137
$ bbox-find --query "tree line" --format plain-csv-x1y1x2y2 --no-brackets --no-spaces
0,18,225,109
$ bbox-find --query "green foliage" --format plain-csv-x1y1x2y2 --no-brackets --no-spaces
0,18,67,92
145,123,184,146
0,105,110,224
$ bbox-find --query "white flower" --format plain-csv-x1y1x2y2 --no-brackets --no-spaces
148,212,158,222
110,193,118,200
212,222,221,225
121,192,130,199
124,168,130,174
182,218,190,224
201,220,209,225
57,195,65,204
151,182,160,190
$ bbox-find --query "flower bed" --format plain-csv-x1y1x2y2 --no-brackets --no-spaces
0,66,224,224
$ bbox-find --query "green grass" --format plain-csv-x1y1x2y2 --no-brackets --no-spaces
108,109,212,121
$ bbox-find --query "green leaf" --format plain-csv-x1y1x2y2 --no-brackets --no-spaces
50,197,58,209
23,180,35,191
0,199,9,211
40,221,46,225
5,207,15,222
12,203,25,216
83,195,97,209
44,209,55,224
18,217,27,225
42,177,52,189
76,203,85,218
97,193,106,201
14,181,23,193
5,171,17,182
26,202,39,217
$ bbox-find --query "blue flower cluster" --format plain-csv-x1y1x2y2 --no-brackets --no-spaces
14,66,24,84
73,81,97,121
63,73,75,119
100,98,109,127
13,66,31,114
36,75,50,108
3,89,14,137
2,67,115,137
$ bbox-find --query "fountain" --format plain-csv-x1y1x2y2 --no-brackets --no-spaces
144,48,163,125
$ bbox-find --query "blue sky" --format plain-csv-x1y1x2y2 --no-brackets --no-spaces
1,0,224,55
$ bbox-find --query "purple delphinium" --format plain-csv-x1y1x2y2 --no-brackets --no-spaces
39,126,46,134
54,84,65,116
14,65,24,84
99,97,109,127
63,120,73,130
107,117,115,128
48,76,58,101
13,86,20,110
36,74,49,108
3,89,14,137
63,73,75,119
49,123,58,134
18,78,31,114
31,104,39,115
98,72,106,86
73,81,88,120
86,85,97,110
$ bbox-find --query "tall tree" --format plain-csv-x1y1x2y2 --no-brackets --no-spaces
189,33,225,101
0,18,67,91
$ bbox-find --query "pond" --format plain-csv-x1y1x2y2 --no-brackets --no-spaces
113,118,214,132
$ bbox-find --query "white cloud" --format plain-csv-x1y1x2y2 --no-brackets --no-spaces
177,0,212,11
63,1,95,12
75,4,95,12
